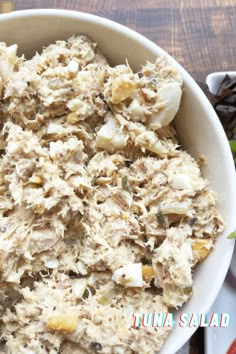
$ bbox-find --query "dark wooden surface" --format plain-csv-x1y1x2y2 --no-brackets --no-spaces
1,0,236,82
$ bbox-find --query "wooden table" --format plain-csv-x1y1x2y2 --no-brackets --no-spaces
1,0,236,83
0,1,234,353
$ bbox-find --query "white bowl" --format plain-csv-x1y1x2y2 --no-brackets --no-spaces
0,9,235,354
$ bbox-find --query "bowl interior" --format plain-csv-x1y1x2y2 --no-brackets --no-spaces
0,10,235,354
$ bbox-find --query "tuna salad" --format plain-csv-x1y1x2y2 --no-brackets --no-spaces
0,36,224,354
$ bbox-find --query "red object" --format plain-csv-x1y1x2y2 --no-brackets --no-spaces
227,340,236,354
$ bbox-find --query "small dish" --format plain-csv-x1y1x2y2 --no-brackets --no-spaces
205,71,236,354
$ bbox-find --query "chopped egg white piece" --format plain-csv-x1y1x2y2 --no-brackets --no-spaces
161,201,192,216
47,123,64,135
67,60,79,74
6,44,18,61
72,278,88,298
171,173,192,190
76,261,88,275
45,259,59,269
67,98,83,112
112,263,143,287
96,117,129,151
128,99,144,121
149,82,182,129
